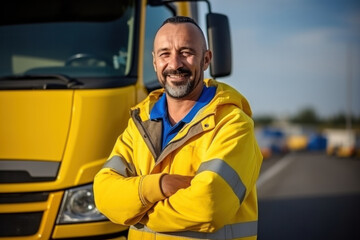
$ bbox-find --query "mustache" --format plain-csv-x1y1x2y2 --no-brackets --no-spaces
162,67,192,77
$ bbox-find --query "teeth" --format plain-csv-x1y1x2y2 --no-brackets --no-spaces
168,74,187,78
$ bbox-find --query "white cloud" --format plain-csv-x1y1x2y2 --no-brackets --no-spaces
285,28,341,46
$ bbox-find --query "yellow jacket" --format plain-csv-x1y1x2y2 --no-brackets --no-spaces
94,79,263,240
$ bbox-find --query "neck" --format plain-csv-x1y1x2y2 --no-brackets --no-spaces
166,81,204,125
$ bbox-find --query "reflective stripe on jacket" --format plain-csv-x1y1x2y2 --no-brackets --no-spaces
94,79,263,240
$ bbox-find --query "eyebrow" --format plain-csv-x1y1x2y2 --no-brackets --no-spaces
156,46,197,55
156,48,170,55
179,47,196,53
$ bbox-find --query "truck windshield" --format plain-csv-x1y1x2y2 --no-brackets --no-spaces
0,0,135,81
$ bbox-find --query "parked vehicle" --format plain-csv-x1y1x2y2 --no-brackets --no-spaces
324,129,357,158
307,133,327,151
0,0,232,238
256,127,287,158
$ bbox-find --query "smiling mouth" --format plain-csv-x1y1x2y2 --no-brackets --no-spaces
167,73,189,79
163,68,192,81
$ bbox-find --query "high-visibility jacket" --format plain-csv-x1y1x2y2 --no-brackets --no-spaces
94,79,263,240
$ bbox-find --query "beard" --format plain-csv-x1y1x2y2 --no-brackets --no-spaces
162,67,195,98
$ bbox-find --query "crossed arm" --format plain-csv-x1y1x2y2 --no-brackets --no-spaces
94,110,262,232
160,174,193,197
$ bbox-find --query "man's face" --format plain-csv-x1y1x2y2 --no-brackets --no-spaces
152,23,211,99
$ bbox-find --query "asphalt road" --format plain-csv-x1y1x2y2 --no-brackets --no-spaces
256,152,360,240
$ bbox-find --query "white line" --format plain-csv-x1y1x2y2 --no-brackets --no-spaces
257,154,295,188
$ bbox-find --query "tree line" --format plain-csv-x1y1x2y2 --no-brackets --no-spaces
254,107,360,129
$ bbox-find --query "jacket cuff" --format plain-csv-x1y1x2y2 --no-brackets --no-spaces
139,173,167,205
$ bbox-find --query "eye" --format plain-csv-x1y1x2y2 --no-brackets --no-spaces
159,52,170,58
181,51,193,57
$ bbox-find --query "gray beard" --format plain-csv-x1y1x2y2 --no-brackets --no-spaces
164,79,194,98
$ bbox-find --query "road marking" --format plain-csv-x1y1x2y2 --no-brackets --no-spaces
257,154,296,188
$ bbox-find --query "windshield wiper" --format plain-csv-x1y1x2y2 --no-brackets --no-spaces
0,74,83,90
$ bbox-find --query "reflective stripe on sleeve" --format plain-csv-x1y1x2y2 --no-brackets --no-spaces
102,155,136,177
197,159,246,203
131,221,258,239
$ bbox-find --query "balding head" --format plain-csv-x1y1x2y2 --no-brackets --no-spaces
154,16,207,53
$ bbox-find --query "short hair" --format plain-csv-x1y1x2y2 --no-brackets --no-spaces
161,16,202,31
160,16,207,50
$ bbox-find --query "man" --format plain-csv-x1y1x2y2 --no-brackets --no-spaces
94,16,263,240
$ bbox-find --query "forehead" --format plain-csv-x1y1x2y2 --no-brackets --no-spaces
154,23,204,50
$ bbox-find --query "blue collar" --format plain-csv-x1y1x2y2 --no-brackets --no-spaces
150,85,216,149
150,85,216,123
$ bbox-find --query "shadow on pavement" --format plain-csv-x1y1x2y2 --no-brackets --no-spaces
258,193,360,240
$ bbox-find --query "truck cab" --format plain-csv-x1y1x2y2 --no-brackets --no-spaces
0,0,231,239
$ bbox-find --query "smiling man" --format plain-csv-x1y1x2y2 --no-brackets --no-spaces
94,16,263,240
153,17,209,100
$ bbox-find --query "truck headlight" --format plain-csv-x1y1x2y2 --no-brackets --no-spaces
57,184,107,224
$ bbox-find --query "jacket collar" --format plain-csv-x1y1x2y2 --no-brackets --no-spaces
130,79,253,167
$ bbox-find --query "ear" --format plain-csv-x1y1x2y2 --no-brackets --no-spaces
202,50,212,71
152,51,157,72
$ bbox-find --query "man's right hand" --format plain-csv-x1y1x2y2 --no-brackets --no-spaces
160,174,193,198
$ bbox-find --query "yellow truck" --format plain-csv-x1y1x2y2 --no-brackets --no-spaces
0,0,232,239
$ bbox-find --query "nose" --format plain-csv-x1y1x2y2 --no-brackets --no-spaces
167,53,183,70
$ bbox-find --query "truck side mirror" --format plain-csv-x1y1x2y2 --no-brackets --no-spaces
206,13,232,78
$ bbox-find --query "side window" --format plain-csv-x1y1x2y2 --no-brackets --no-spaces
143,5,173,91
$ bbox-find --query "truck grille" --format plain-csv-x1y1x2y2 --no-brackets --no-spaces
0,212,43,237
0,192,49,203
0,192,49,237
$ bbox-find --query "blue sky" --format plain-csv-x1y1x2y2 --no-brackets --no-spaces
199,0,360,118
